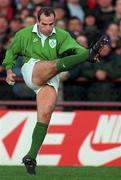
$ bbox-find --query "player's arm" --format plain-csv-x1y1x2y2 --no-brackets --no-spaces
2,32,22,85
58,31,86,58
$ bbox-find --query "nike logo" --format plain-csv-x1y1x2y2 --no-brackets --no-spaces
33,38,38,43
78,131,121,166
62,64,66,68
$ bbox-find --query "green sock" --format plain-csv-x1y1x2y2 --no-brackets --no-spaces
56,49,89,72
27,121,48,159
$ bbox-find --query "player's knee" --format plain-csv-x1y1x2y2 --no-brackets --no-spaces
40,107,53,121
32,77,43,86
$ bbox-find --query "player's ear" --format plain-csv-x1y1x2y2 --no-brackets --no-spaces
36,20,39,25
36,14,40,25
36,18,40,25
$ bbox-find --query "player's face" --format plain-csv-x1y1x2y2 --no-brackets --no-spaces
37,13,55,36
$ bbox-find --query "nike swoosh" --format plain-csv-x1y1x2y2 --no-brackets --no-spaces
78,131,121,166
62,64,66,68
33,38,38,43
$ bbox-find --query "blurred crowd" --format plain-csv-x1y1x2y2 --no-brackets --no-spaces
0,0,121,104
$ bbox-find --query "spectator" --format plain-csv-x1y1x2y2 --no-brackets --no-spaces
81,0,97,15
84,14,99,45
0,16,8,44
9,17,23,36
95,0,115,30
113,0,121,24
23,15,36,27
15,0,33,11
66,0,85,23
0,0,14,21
55,19,67,30
76,34,89,48
105,22,119,50
17,8,32,21
67,16,83,37
54,5,67,21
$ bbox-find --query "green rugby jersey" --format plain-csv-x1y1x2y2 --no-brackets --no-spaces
2,24,86,70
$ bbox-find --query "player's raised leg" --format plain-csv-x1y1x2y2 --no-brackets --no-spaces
32,34,110,87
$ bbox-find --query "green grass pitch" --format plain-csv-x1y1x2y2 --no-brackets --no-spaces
0,166,121,180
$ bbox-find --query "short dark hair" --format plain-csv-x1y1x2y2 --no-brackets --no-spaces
37,6,56,21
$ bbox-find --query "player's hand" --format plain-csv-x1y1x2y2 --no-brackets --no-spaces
6,69,16,85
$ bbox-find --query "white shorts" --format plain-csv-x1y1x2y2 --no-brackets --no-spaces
21,58,60,94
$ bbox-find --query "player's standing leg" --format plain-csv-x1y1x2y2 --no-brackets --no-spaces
22,85,57,175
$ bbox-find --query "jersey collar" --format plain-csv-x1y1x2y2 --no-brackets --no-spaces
32,23,56,38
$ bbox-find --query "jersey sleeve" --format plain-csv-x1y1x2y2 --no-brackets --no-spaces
58,32,87,57
2,32,22,70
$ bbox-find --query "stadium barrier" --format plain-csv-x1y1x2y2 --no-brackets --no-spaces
1,76,121,109
1,100,121,107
